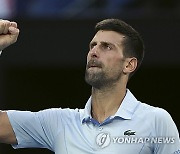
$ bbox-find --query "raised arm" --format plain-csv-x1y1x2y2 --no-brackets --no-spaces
0,111,17,144
0,20,19,144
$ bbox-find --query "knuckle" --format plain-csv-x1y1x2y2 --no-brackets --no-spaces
0,22,5,29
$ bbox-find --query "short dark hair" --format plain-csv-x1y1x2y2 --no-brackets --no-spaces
95,19,145,77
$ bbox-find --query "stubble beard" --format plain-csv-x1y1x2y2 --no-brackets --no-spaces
85,69,105,89
85,68,122,89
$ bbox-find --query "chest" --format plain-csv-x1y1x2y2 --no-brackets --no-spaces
54,119,154,154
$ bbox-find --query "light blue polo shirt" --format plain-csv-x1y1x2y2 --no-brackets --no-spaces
7,89,180,154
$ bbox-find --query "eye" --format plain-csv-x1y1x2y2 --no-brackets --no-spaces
89,42,97,50
102,43,112,50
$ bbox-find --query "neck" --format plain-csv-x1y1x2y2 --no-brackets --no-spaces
91,82,126,123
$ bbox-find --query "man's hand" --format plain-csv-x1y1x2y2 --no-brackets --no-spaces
0,19,20,51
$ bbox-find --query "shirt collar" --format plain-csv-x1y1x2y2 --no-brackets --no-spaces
114,89,140,119
80,97,92,123
80,89,140,124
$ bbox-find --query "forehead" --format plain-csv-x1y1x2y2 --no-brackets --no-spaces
91,30,125,45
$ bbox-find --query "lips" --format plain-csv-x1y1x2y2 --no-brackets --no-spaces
89,65,98,68
88,65,99,69
87,60,102,69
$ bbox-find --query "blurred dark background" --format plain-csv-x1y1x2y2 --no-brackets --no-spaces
0,0,180,153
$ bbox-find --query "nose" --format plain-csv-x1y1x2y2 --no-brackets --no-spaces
89,45,99,58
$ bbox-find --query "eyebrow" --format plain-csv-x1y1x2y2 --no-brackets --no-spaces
89,41,116,47
101,41,115,47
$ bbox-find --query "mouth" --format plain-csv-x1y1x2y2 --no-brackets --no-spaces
88,65,99,69
87,60,102,69
87,66,100,71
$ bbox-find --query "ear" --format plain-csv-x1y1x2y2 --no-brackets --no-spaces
123,57,137,74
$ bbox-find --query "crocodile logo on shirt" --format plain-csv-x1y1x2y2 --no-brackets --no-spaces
124,130,136,136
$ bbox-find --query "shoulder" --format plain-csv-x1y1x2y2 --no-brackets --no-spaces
37,108,81,119
136,102,178,135
137,102,172,121
7,108,82,125
135,102,173,124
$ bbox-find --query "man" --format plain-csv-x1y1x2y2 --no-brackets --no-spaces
0,19,179,154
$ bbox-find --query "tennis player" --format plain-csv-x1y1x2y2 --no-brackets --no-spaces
0,19,180,154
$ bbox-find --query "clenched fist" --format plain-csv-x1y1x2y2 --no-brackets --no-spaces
0,19,20,51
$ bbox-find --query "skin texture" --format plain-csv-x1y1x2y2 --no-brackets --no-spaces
0,111,17,144
0,20,19,51
85,30,137,123
86,30,126,89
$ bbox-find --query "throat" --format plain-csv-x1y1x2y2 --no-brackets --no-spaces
91,87,126,123
91,100,121,123
91,110,108,123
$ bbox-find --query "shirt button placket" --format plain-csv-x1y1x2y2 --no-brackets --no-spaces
99,127,103,131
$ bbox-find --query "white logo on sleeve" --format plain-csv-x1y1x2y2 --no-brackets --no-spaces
96,132,111,148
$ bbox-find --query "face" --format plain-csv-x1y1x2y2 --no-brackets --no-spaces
85,30,127,89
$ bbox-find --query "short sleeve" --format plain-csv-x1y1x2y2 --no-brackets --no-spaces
153,108,180,154
7,108,64,151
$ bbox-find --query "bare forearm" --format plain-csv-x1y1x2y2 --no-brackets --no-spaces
0,20,19,144
0,110,17,144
